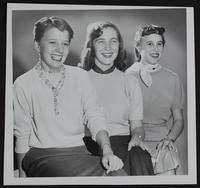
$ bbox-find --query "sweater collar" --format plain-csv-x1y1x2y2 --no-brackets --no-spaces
92,63,115,74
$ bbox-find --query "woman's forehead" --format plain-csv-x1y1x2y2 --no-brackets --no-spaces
97,27,118,38
42,27,70,40
141,33,163,42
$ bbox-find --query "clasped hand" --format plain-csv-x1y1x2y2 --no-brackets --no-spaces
156,137,177,152
102,152,124,174
128,134,150,152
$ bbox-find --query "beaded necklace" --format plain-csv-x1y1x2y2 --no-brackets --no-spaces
35,62,66,115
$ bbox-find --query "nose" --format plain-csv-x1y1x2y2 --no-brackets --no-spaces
153,45,159,51
104,42,111,51
56,43,64,53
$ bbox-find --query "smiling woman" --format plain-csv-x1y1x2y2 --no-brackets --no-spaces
93,27,119,70
126,24,185,175
13,16,126,177
33,17,72,72
80,21,154,176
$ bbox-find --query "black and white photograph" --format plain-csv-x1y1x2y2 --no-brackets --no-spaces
3,2,197,186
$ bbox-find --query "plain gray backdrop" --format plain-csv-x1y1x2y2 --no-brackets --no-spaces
12,8,188,174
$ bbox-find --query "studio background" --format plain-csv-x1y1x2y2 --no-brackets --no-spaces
12,8,188,174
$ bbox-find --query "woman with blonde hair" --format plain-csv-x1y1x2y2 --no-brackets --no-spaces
80,21,154,175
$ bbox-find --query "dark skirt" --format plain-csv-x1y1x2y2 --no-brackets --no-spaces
84,135,154,175
22,145,126,177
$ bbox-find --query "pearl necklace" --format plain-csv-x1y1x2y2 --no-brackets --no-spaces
35,62,66,115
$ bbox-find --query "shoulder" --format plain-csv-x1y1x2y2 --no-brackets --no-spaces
65,65,89,77
14,68,35,88
125,62,141,73
124,72,139,85
65,65,92,87
161,67,180,81
125,63,140,78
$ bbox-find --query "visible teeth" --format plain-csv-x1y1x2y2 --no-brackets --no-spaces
151,53,159,58
102,53,113,58
51,55,62,62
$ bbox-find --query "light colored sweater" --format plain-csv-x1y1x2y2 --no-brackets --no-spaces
13,65,107,153
88,68,143,136
126,65,185,141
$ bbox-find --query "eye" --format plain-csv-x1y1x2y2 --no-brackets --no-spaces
146,42,153,46
96,39,104,44
63,42,69,46
157,42,163,46
49,41,56,44
111,39,119,43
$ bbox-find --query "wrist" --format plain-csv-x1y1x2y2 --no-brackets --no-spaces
102,143,113,155
131,133,143,141
164,136,175,143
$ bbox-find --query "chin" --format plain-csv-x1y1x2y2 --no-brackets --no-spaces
148,60,159,65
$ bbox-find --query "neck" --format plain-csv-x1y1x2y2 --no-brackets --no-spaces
40,61,64,74
94,59,114,71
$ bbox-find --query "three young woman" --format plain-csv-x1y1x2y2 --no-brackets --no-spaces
13,17,125,177
14,16,184,177
80,21,154,175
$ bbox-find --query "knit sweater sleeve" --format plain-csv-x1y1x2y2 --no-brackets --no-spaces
172,75,185,110
81,71,108,140
13,78,32,153
125,74,143,121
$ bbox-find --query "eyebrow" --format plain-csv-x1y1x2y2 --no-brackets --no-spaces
95,37,118,41
46,38,69,42
145,40,163,43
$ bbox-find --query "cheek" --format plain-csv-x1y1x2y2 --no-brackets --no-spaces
63,47,69,54
113,44,119,52
140,50,146,58
94,46,102,56
40,44,52,54
95,45,103,52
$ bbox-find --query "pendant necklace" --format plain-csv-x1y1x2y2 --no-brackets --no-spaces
35,62,66,115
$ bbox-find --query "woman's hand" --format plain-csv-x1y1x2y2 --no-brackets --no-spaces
128,134,151,152
156,137,177,152
102,152,124,174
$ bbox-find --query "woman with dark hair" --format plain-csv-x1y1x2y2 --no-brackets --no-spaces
126,24,185,175
13,16,125,177
80,21,154,176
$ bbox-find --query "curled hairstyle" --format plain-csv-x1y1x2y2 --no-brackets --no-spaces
134,24,165,62
80,21,126,71
33,16,74,42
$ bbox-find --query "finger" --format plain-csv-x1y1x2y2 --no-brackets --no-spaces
106,157,115,173
168,143,173,150
128,143,132,151
156,142,163,151
108,156,123,172
170,142,177,152
113,157,123,171
171,143,177,152
162,140,169,151
138,143,146,150
128,142,135,151
102,158,109,170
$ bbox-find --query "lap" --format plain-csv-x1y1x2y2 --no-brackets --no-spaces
83,136,154,176
23,146,105,177
110,136,154,175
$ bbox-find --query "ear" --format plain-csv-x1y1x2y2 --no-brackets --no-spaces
34,41,40,52
135,43,142,53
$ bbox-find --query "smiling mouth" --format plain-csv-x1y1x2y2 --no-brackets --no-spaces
51,55,63,62
102,53,113,58
150,53,159,58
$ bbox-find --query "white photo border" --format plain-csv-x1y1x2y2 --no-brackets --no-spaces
4,3,196,185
